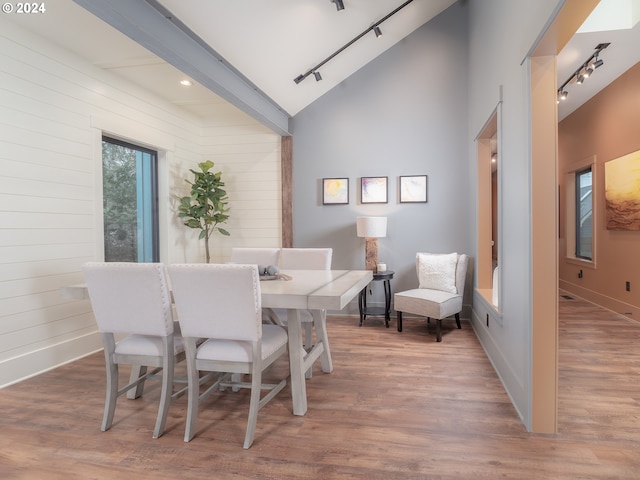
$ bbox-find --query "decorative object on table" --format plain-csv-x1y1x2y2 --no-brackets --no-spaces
178,160,230,263
322,177,349,205
261,272,293,281
394,252,469,342
257,264,293,281
604,149,640,230
361,176,388,203
356,216,387,271
399,175,428,203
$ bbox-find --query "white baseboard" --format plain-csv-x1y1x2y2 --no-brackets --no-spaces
559,280,639,322
0,332,103,389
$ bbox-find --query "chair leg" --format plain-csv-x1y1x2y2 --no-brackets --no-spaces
455,313,461,329
244,366,262,449
303,322,313,350
231,373,242,392
101,334,119,432
127,365,147,399
304,322,313,380
183,340,200,443
436,320,442,342
152,337,174,439
397,311,403,332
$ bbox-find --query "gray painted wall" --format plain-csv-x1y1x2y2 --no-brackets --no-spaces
290,4,471,313
467,0,564,430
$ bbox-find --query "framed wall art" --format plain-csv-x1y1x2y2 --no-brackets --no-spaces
605,150,640,230
399,175,428,203
361,176,388,204
322,177,349,205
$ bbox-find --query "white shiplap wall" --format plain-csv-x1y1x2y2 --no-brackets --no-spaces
0,19,282,387
171,104,282,265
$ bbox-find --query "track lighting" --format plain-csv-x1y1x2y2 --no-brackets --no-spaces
583,65,593,78
557,43,610,102
294,0,413,84
557,90,568,104
332,0,344,12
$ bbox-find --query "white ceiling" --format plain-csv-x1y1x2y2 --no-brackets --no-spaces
156,0,456,116
7,0,639,125
556,0,640,121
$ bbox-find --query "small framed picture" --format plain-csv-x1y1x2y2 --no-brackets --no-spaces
361,176,388,204
322,177,349,205
399,175,428,203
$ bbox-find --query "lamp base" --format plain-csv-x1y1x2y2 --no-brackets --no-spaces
365,237,378,272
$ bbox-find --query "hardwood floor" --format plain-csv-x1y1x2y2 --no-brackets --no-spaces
1,295,639,479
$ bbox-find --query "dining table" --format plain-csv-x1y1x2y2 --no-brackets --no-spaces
61,268,373,416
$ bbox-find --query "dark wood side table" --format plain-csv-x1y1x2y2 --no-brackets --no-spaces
358,270,394,328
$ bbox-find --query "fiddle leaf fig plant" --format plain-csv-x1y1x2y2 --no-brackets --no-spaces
178,160,230,263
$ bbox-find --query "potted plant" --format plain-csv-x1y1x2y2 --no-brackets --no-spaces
178,160,230,263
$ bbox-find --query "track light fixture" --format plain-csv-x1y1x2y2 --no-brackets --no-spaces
557,42,610,103
294,0,414,84
332,0,344,12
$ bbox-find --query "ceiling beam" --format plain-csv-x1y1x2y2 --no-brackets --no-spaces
73,0,291,136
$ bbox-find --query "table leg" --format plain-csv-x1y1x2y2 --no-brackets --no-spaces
287,309,307,416
384,279,391,328
358,288,367,326
312,310,333,373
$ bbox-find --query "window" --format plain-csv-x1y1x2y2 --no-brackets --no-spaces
102,137,159,262
575,167,592,260
565,157,596,266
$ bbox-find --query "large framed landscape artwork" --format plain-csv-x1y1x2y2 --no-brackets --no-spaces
605,149,640,230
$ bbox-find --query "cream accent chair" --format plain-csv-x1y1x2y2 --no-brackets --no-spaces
271,248,333,353
83,262,185,439
394,253,469,342
168,263,288,449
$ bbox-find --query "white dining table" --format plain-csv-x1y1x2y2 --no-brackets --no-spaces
61,268,373,416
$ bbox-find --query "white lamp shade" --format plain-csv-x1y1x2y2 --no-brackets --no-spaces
356,216,387,238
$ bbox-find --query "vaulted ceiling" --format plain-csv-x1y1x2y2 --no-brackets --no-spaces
7,0,640,130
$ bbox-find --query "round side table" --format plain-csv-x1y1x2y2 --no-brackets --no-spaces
358,270,394,327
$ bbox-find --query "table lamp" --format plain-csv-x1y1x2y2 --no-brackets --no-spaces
356,216,387,271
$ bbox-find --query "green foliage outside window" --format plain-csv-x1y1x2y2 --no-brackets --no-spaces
102,141,138,262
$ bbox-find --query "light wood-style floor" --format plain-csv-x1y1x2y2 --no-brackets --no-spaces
2,294,639,479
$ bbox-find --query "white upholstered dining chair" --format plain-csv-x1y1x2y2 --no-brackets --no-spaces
230,247,281,267
168,263,289,449
83,262,185,439
230,246,284,336
394,252,469,342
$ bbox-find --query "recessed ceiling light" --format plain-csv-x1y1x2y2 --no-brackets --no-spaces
180,79,192,86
